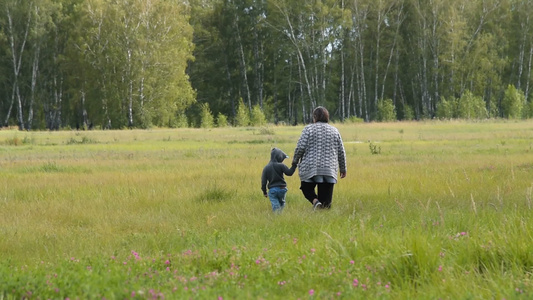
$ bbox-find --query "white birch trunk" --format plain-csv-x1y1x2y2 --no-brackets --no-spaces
5,4,32,130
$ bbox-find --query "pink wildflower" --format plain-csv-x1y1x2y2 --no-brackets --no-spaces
309,289,315,296
353,278,359,287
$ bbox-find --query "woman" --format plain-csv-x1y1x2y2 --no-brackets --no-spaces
292,106,347,210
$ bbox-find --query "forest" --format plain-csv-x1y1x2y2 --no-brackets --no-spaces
1,0,533,130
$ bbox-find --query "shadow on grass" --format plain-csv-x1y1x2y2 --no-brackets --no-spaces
196,185,236,203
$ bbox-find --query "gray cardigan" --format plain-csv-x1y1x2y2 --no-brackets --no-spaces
292,122,347,181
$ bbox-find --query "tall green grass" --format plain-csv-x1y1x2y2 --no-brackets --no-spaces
0,121,532,299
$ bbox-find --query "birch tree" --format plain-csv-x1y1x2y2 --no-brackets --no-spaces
1,0,32,129
74,0,195,129
509,0,533,100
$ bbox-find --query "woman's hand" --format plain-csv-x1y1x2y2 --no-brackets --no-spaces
340,172,346,179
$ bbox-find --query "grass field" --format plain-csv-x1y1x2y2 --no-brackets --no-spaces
1,120,532,299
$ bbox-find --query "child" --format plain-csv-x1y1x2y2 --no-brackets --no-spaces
261,148,297,212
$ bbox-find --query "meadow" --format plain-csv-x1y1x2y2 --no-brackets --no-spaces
1,120,532,299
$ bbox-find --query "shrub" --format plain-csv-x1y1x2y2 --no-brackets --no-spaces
369,142,381,154
524,100,533,119
457,90,487,120
486,98,499,118
377,99,396,122
200,103,214,128
250,105,267,126
216,113,228,127
235,99,250,127
402,104,415,120
171,111,189,128
501,85,525,119
436,97,456,119
257,127,275,135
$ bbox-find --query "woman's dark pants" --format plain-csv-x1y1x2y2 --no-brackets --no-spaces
300,181,334,209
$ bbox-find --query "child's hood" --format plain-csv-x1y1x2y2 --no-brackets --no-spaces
270,147,289,163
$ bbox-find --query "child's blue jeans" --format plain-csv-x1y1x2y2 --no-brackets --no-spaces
268,186,288,212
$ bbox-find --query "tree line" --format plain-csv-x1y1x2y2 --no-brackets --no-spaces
0,0,194,130
2,0,533,130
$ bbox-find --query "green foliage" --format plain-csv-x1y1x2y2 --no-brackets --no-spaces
138,109,154,129
377,99,396,122
369,142,381,154
216,113,228,127
234,99,250,127
501,85,526,119
456,91,487,120
171,111,189,128
487,98,500,118
402,104,415,121
524,100,533,119
0,0,196,130
436,97,456,119
250,105,267,126
200,103,215,128
2,0,533,129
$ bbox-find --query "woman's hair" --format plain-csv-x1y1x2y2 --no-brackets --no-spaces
313,106,329,123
